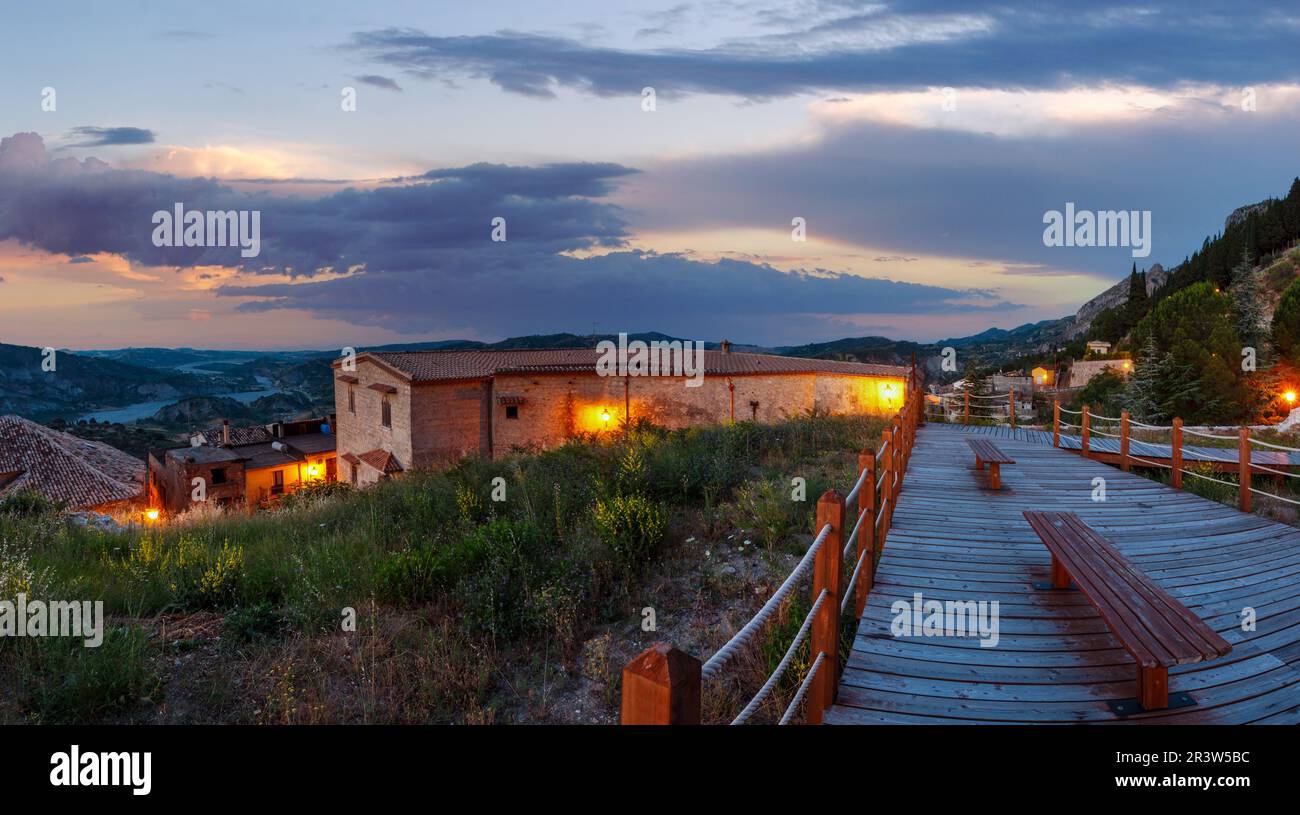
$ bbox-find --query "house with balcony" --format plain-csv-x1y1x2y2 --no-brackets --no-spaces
147,416,337,514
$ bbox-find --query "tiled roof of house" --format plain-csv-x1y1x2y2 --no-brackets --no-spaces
193,425,274,447
358,348,909,383
358,449,403,474
0,415,144,509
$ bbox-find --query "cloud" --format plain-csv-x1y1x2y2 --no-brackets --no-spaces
616,104,1300,281
64,126,157,147
0,131,1008,344
346,3,1300,100
354,74,403,92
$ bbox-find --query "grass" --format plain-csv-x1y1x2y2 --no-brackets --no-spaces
0,411,887,724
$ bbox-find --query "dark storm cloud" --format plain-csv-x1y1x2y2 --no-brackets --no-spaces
64,127,157,147
354,74,403,92
0,132,1003,339
619,107,1300,278
346,2,1300,99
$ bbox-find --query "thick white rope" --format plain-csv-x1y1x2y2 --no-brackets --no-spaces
1242,461,1300,480
1248,487,1300,506
1249,436,1300,453
1181,426,1240,440
1127,454,1172,470
844,465,869,510
1085,411,1124,422
731,589,827,725
1127,418,1168,429
778,651,827,726
843,503,869,559
841,548,869,615
702,523,831,680
1181,468,1240,488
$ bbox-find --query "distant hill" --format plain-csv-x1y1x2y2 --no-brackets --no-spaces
0,343,259,422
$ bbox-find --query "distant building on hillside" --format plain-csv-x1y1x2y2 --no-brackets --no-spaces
1067,357,1132,388
147,416,337,513
0,414,144,510
1086,340,1113,355
1031,366,1054,387
331,346,913,486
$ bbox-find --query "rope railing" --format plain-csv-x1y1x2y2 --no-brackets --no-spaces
731,589,828,725
701,521,832,680
619,361,925,725
929,386,1023,428
1052,401,1300,515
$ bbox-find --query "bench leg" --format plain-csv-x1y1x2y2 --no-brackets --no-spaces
1138,665,1168,710
989,462,1001,490
1050,554,1071,590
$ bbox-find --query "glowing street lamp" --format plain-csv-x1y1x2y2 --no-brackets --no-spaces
145,508,160,522
1285,391,1297,405
600,408,611,427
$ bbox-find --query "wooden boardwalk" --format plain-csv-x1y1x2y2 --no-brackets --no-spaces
826,423,1300,724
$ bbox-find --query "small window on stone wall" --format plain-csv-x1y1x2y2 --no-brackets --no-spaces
505,405,519,420
211,468,228,485
381,398,391,428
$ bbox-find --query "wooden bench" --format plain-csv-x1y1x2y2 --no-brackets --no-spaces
965,438,1015,489
1023,511,1232,712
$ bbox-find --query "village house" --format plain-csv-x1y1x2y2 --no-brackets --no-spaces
332,345,911,486
0,414,144,511
147,416,337,513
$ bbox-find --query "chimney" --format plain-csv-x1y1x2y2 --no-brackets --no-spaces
720,339,732,354
221,419,231,447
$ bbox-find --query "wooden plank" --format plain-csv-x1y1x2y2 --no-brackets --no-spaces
829,423,1299,725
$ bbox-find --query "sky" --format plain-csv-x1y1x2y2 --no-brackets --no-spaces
1,0,1299,350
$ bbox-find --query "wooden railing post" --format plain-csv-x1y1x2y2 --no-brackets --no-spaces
856,448,876,617
1081,404,1091,457
1172,417,1183,489
620,643,701,724
1053,400,1060,447
1120,409,1131,472
879,427,892,544
964,390,970,425
808,490,844,724
892,415,902,490
1009,387,1016,429
915,372,925,427
1240,427,1252,513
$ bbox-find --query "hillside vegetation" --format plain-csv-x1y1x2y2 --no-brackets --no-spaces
0,412,884,724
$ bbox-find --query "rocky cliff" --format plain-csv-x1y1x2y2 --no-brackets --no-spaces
1068,263,1166,338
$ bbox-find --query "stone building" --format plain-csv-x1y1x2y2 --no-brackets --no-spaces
147,416,337,513
332,346,911,486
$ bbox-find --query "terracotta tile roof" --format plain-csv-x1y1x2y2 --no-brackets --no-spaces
361,348,909,383
193,425,274,447
358,449,403,474
0,415,143,509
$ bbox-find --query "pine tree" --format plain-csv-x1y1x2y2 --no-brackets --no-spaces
960,358,988,395
1230,250,1268,357
1123,334,1161,422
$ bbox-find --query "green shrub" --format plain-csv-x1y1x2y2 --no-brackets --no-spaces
223,602,288,644
17,625,159,723
105,536,246,611
733,478,808,552
278,480,353,510
0,489,63,517
592,493,667,571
